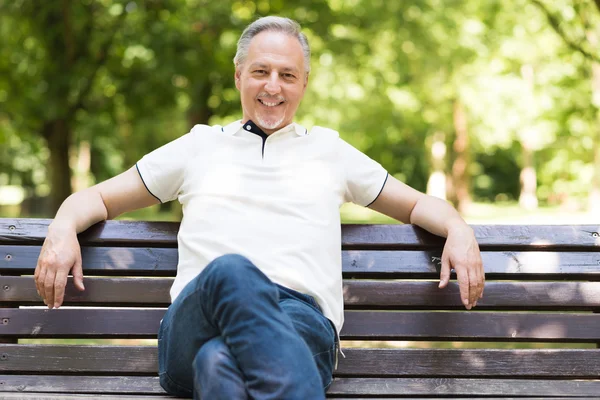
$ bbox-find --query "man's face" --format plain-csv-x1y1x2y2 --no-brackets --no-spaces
235,31,308,134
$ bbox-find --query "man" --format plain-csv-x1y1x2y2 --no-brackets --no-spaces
34,16,484,400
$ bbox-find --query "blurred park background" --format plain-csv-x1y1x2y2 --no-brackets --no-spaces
1,0,600,225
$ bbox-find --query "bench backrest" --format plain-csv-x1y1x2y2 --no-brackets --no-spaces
1,219,599,397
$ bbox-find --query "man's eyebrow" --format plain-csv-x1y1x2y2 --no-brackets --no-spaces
281,67,300,74
248,63,299,74
249,62,269,69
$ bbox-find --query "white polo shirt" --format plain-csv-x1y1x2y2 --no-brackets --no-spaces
136,120,388,334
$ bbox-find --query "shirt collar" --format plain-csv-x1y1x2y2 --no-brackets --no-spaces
221,120,307,137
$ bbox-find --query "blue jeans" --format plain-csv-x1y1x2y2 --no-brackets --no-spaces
158,254,337,399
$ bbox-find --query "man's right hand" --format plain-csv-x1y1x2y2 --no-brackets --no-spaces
32,166,161,309
34,224,85,309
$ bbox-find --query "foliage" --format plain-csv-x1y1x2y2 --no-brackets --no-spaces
0,0,599,216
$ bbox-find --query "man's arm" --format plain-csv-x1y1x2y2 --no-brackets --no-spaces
34,166,160,309
368,175,484,309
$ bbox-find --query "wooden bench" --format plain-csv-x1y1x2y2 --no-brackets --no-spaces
1,218,599,399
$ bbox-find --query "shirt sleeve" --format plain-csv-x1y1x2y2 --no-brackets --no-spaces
339,138,389,206
135,125,206,203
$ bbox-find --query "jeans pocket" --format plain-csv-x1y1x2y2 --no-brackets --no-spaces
315,345,336,390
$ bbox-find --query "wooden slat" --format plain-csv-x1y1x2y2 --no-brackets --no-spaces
342,311,600,341
0,309,163,338
0,375,598,396
0,246,178,276
1,396,592,400
2,396,592,400
0,277,173,307
342,250,600,278
3,277,600,310
0,395,175,400
3,246,600,279
0,345,156,374
2,345,599,378
326,377,600,397
0,220,178,247
0,394,587,399
335,348,600,378
2,219,600,250
1,309,599,341
0,375,163,394
342,281,600,310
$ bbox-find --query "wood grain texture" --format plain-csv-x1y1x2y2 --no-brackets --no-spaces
341,311,600,342
3,246,600,279
341,249,600,278
1,375,598,396
3,277,600,310
2,219,600,250
1,277,173,307
1,345,599,378
0,394,176,400
1,396,591,400
0,375,164,394
326,377,600,396
342,281,600,310
1,309,599,341
0,246,177,276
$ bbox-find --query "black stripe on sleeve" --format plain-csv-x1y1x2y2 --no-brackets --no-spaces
366,172,389,208
135,163,162,203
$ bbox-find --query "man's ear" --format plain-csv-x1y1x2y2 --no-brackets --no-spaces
303,72,310,91
235,68,241,90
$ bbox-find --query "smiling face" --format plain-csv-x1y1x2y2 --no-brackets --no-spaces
235,30,308,134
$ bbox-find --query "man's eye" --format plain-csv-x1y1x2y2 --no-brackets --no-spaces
283,73,295,79
255,70,267,74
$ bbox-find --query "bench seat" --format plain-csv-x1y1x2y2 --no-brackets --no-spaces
1,219,599,398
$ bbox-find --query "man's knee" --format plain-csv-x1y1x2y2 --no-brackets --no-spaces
193,337,236,378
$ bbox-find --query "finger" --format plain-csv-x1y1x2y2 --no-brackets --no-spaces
480,260,485,299
37,265,48,305
472,265,481,308
44,270,56,309
53,269,69,309
72,255,85,292
34,262,42,299
468,267,478,307
439,255,451,289
454,265,471,309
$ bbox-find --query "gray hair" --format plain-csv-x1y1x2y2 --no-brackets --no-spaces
234,16,311,74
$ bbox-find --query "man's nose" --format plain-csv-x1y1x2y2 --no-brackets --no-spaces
264,71,281,94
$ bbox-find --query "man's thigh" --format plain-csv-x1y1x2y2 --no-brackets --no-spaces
279,296,337,389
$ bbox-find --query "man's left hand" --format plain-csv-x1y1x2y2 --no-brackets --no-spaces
438,226,484,309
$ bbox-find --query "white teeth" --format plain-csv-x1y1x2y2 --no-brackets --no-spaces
259,99,282,107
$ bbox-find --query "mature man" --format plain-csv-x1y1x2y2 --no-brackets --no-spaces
34,16,484,400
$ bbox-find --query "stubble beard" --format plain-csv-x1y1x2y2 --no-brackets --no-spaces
255,92,287,131
256,113,286,131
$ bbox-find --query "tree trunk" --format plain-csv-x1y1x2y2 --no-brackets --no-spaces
71,140,91,193
518,65,539,210
451,100,472,214
426,132,447,200
187,82,214,127
519,143,538,210
42,119,72,215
